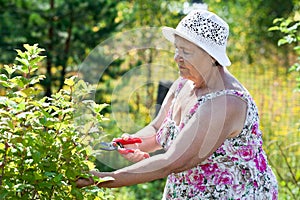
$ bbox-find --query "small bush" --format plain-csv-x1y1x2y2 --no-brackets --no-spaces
0,44,112,199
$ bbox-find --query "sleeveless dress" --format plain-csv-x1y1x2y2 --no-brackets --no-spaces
156,78,278,200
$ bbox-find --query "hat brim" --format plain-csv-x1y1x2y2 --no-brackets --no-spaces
162,27,176,44
161,26,231,67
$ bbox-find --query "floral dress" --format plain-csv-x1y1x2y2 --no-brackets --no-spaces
156,79,278,200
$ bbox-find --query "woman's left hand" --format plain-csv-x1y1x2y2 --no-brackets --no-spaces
76,177,94,188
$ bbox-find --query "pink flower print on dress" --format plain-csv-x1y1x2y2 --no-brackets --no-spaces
254,152,267,172
238,145,254,161
272,187,278,200
214,171,233,185
193,174,204,185
200,163,219,176
253,180,258,188
178,122,185,130
251,122,258,135
189,103,199,115
215,146,226,155
230,156,239,162
233,184,245,197
234,90,244,97
177,79,184,92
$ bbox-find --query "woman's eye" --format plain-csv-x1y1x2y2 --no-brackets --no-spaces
183,50,191,55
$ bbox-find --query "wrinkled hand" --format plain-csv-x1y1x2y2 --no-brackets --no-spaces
76,177,94,188
118,148,150,162
117,134,150,163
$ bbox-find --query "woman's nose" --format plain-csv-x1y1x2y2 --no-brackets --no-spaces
174,52,183,63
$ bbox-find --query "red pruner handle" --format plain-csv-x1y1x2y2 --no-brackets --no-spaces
118,148,135,154
113,137,142,145
143,153,150,159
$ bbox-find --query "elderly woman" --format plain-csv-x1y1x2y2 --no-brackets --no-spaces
77,10,278,199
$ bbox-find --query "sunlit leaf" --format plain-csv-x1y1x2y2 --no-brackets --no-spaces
268,26,279,31
4,64,16,76
278,38,288,46
64,76,76,87
83,160,95,169
273,18,284,24
16,57,29,67
96,176,115,183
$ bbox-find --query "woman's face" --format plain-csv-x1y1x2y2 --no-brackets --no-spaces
174,36,213,83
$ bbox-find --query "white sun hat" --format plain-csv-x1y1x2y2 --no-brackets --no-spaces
162,9,231,67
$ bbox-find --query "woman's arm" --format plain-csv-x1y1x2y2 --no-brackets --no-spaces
120,78,182,153
76,94,247,188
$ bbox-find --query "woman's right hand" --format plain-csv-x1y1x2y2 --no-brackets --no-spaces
118,148,150,162
116,134,150,162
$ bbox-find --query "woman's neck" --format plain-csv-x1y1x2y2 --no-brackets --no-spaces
193,66,226,92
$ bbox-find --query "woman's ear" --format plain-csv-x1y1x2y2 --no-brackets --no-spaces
211,58,217,67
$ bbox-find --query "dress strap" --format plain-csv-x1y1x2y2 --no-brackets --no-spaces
198,89,250,104
167,78,188,118
174,78,187,98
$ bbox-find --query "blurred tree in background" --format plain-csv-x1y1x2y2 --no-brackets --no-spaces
0,0,121,96
0,0,299,199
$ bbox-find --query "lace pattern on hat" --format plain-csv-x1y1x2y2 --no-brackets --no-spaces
180,12,228,46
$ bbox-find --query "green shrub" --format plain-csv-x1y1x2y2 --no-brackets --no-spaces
269,17,300,199
269,18,300,91
0,44,113,199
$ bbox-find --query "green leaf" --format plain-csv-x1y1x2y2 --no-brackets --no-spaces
45,172,56,178
34,172,43,180
11,76,29,88
289,63,300,72
29,56,46,71
96,176,115,183
83,160,95,169
268,26,279,31
16,57,30,67
94,103,109,113
4,64,16,76
32,151,41,163
0,190,9,199
278,38,288,46
16,102,26,112
287,22,300,32
293,46,300,53
0,74,8,81
29,75,46,85
53,174,63,183
0,143,5,151
273,18,284,24
0,80,14,88
15,64,30,74
24,44,36,53
71,187,84,199
65,76,76,87
15,49,27,59
0,96,8,105
65,168,77,178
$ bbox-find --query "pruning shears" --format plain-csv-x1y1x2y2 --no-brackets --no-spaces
99,137,149,158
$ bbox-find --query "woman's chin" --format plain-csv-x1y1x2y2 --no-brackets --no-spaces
178,71,190,79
